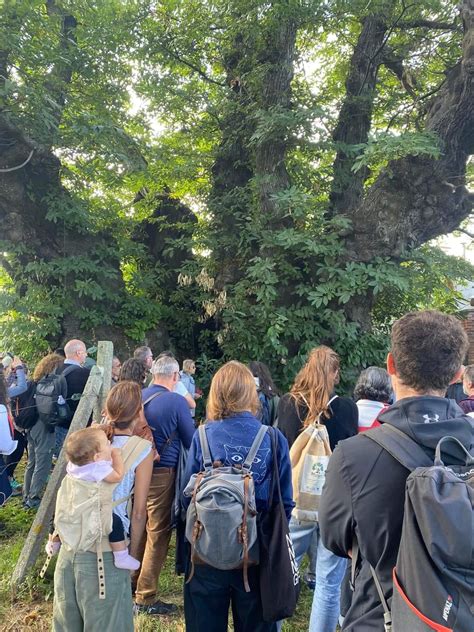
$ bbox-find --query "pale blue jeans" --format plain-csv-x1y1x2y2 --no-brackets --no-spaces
289,517,347,632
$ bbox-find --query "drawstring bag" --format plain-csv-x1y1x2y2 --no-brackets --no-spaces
289,396,336,522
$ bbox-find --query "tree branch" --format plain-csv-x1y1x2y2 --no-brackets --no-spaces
397,19,458,31
458,228,474,238
0,149,34,172
158,42,226,87
381,48,418,96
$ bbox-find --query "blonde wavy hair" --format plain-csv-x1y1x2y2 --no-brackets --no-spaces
32,353,65,382
290,346,340,425
207,361,259,420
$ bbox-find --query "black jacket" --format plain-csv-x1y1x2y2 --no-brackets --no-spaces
319,396,474,631
57,363,90,427
277,392,358,451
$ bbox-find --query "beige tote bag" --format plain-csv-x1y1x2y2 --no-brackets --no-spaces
289,396,335,522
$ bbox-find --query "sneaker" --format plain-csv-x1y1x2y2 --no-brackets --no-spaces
8,478,22,496
133,600,178,616
304,574,316,591
23,498,41,510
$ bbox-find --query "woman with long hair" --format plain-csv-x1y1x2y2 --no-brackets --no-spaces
248,361,280,426
22,353,65,509
277,346,358,632
182,360,293,632
52,380,153,632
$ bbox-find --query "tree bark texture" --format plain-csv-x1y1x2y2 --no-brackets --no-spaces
254,18,296,226
346,0,474,261
328,14,390,217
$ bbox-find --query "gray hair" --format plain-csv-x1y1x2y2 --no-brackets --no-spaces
133,346,152,363
354,366,392,403
151,355,179,376
64,339,86,358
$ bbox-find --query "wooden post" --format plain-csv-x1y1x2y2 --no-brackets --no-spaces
11,364,104,591
93,341,113,422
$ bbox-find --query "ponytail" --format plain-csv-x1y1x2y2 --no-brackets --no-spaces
101,421,115,442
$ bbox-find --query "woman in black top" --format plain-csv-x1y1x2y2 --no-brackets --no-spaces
277,346,358,632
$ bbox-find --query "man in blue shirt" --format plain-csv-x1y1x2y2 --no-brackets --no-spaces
134,355,195,616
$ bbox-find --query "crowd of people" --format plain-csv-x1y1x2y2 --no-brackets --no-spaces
0,309,473,632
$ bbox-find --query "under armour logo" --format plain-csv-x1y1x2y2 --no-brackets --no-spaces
423,414,439,424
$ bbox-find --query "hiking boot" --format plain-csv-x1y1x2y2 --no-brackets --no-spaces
133,600,178,616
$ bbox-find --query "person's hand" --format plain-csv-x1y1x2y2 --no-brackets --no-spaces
45,538,61,556
11,356,23,369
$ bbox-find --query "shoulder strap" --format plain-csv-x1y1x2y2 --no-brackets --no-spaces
158,430,177,459
198,424,212,470
363,423,432,472
59,364,80,379
243,424,268,469
120,435,149,473
327,394,338,407
143,390,165,407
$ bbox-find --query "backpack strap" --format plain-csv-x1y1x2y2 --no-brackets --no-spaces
143,390,165,407
242,424,268,470
363,423,433,472
59,364,81,379
198,424,213,470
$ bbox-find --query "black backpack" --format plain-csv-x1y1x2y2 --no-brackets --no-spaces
13,381,38,430
365,425,474,632
35,365,78,430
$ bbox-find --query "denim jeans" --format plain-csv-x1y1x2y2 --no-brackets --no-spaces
23,421,55,502
54,425,69,459
289,517,347,632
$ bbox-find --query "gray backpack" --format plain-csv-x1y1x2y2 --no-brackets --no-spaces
184,424,268,592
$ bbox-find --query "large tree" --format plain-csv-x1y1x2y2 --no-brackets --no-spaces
0,0,472,380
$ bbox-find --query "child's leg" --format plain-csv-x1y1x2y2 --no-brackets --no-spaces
109,514,140,571
109,513,127,552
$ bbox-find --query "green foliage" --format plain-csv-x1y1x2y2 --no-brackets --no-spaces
351,131,442,173
0,0,472,386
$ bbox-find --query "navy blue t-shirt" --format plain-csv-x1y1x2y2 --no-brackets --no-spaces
182,412,294,519
142,384,195,468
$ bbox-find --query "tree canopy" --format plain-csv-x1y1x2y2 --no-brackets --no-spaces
1,0,473,385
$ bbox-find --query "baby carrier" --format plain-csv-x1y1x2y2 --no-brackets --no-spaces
42,435,149,598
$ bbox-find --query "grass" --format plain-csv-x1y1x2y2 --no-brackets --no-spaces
0,467,314,631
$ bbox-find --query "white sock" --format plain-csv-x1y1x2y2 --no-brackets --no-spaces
113,549,140,571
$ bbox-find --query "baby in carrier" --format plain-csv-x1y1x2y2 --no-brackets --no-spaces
46,426,140,571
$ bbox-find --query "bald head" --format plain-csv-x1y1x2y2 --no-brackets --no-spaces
64,339,87,365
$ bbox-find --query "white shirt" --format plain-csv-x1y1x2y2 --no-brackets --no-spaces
0,405,18,455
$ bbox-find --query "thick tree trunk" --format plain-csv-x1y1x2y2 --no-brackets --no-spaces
328,14,390,217
254,18,296,226
207,32,256,290
346,0,474,261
